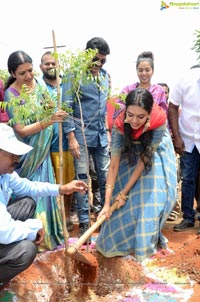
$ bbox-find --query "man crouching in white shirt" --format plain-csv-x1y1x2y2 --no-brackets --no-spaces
0,123,87,289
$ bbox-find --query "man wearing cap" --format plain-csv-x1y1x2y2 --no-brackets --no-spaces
0,123,87,289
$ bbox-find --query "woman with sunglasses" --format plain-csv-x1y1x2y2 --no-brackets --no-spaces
62,37,111,239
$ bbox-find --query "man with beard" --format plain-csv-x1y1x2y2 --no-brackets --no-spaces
40,52,75,232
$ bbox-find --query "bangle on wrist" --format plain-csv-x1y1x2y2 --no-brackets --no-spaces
105,183,115,189
119,191,128,201
40,120,52,130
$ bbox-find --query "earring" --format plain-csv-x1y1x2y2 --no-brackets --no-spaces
144,115,150,130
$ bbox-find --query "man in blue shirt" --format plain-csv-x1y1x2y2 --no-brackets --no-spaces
62,37,111,237
0,123,87,289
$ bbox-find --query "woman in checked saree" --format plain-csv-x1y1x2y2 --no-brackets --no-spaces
96,88,177,261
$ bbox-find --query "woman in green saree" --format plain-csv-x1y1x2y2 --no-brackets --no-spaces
4,50,68,252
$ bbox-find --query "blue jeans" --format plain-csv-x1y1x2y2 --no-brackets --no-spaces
180,146,200,223
89,155,102,213
74,144,110,223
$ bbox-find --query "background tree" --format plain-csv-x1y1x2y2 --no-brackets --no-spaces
191,29,200,67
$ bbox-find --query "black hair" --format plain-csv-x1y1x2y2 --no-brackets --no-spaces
123,88,154,172
136,51,154,71
5,50,33,89
86,37,110,55
41,51,52,63
158,82,170,93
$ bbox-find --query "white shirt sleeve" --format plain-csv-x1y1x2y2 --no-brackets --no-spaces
10,171,59,198
0,172,59,244
0,203,43,244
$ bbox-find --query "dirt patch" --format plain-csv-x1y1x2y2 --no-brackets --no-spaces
1,219,200,302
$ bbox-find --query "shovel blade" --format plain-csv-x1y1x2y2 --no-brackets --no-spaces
67,247,98,266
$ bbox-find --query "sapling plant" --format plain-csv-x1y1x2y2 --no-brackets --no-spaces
0,43,111,247
58,47,109,232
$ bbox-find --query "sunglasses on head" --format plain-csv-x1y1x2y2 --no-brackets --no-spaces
92,57,106,65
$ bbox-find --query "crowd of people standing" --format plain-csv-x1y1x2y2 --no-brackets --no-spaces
0,36,200,288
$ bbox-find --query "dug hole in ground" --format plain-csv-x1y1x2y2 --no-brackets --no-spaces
1,209,200,302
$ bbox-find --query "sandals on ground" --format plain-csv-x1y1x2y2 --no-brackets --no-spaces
167,210,180,222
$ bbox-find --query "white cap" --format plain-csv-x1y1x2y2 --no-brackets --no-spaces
0,123,33,155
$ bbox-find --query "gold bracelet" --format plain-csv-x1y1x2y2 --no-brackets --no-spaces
119,191,128,201
105,184,115,189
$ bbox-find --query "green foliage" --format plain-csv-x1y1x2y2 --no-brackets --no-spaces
59,48,111,100
61,102,73,114
2,48,111,126
191,29,200,64
112,92,127,104
0,69,9,85
59,48,97,84
5,84,57,126
106,92,127,112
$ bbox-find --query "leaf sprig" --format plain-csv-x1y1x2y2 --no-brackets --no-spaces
6,84,57,126
191,29,200,64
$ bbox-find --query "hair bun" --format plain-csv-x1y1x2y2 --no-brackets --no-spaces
137,51,154,61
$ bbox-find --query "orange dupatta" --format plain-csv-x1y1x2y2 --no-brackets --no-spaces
114,103,167,139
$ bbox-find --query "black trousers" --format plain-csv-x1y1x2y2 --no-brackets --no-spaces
0,197,37,287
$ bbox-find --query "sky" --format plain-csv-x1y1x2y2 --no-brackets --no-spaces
0,0,200,93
